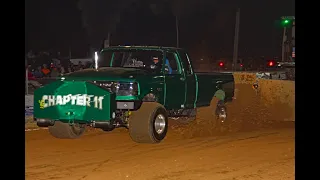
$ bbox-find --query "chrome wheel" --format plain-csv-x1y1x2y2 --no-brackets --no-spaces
154,114,166,134
218,107,227,122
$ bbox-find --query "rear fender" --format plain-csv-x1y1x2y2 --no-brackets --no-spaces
142,92,158,102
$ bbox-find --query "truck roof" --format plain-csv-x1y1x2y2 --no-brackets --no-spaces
101,46,184,51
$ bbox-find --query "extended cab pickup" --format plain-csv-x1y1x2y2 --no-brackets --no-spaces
34,46,234,143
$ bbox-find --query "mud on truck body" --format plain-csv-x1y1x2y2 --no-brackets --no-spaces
34,46,235,143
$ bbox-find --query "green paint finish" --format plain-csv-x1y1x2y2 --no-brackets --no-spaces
137,75,165,105
34,46,235,123
34,80,116,122
63,67,144,82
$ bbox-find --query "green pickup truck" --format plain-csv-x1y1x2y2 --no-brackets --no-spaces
34,46,234,143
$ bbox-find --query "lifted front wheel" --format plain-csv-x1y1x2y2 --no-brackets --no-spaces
129,102,168,143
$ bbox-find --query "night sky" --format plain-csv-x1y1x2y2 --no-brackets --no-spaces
25,0,294,59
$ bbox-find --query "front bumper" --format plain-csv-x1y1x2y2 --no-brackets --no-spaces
33,80,116,123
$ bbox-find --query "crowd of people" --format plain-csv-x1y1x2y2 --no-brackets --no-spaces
27,61,93,80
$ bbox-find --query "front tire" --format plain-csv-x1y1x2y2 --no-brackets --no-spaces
48,121,86,139
129,102,168,143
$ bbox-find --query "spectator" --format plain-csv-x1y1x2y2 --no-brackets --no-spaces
60,66,65,74
78,61,84,70
69,64,75,72
27,67,36,80
41,64,51,77
50,67,60,77
33,66,43,78
85,61,92,69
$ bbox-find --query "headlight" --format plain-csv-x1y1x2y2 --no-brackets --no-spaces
113,82,138,96
93,81,138,96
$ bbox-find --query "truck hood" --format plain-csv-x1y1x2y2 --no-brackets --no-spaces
63,67,148,81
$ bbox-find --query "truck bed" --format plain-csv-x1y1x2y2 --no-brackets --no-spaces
195,72,234,107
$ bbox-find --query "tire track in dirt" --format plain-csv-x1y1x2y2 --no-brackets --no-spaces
26,124,294,180
26,81,295,180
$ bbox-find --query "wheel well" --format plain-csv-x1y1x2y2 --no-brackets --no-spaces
142,93,158,102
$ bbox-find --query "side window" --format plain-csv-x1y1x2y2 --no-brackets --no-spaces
178,51,192,75
165,52,179,74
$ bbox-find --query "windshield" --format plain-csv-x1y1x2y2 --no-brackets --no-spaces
98,49,164,71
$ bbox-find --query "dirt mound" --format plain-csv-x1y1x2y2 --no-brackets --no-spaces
168,82,295,140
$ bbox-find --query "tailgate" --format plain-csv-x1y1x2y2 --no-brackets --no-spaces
196,72,234,103
34,80,116,122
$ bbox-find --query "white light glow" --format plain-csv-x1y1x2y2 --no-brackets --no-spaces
94,52,98,69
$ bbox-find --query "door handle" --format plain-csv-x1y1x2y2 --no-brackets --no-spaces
180,77,185,81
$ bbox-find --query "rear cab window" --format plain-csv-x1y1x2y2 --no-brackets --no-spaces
164,51,181,74
177,50,193,75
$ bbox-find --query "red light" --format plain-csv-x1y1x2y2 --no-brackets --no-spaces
240,64,243,67
269,61,274,66
219,62,224,66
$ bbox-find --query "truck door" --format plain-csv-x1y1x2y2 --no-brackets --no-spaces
164,51,186,109
177,50,197,109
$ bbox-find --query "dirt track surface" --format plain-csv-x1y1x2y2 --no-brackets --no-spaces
26,122,294,180
26,82,295,180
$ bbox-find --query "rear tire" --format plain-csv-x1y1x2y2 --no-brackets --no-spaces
48,121,86,139
129,102,168,143
211,99,229,133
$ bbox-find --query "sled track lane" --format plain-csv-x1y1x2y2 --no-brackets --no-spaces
26,123,294,180
26,73,295,180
